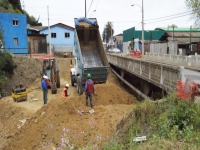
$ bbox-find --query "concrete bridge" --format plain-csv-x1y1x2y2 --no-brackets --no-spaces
106,53,200,99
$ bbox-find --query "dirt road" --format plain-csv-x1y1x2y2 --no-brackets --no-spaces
0,58,137,149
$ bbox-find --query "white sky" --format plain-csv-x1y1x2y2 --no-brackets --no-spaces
22,0,194,36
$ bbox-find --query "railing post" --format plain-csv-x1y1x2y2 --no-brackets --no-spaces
160,66,163,84
132,60,135,72
149,63,151,79
140,61,142,75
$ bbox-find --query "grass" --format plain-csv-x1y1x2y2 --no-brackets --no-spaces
104,93,200,150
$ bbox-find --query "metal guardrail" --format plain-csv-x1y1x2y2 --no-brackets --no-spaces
107,53,181,93
145,52,200,68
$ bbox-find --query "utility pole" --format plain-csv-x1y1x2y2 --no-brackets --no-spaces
110,26,112,49
85,0,86,18
47,6,51,54
142,0,144,56
190,26,192,51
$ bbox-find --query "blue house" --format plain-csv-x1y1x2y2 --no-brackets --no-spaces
40,23,75,46
0,12,28,54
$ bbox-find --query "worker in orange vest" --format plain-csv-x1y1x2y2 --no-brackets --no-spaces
62,84,69,98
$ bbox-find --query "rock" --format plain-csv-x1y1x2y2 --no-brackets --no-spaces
31,115,37,119
34,119,38,123
41,112,45,116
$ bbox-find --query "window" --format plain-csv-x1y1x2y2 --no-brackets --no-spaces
13,19,18,26
51,33,56,38
14,38,18,46
65,33,70,38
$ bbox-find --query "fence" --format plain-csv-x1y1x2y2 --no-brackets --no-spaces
52,45,74,53
149,40,178,55
145,52,200,68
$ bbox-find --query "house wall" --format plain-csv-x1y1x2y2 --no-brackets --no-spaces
123,41,130,55
28,35,47,53
40,26,74,46
115,36,123,51
0,12,28,54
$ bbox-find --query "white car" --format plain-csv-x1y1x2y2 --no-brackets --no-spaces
112,48,121,53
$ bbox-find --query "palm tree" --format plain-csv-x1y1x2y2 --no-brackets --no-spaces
102,22,114,44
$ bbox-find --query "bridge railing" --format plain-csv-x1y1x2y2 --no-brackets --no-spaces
145,52,200,68
107,53,181,93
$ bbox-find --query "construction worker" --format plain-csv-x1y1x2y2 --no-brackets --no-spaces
62,84,69,98
85,73,94,108
41,75,48,104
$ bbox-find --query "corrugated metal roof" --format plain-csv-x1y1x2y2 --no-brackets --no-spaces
40,23,74,31
155,27,200,32
167,32,200,37
30,26,48,31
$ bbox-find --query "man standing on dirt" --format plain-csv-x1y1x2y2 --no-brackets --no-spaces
41,75,48,104
85,74,94,108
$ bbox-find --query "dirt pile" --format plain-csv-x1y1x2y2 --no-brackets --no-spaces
0,57,137,150
4,56,43,96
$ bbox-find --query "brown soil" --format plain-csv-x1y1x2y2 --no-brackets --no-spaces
0,57,137,150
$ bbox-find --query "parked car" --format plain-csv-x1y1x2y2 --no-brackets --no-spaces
112,48,121,53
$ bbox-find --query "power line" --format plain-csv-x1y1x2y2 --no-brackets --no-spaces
144,10,193,21
87,0,94,16
145,13,192,24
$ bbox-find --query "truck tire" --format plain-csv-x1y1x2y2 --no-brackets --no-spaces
76,77,79,93
52,88,57,94
78,83,83,95
56,73,60,88
71,75,74,86
78,77,83,95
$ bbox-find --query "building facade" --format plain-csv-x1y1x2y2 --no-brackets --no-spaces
27,26,47,54
40,23,74,46
0,12,28,54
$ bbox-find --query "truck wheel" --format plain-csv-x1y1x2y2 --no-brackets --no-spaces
71,77,74,86
76,78,79,93
56,74,60,88
78,82,83,95
78,78,83,95
52,88,57,94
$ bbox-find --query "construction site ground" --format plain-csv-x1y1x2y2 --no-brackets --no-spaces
0,57,137,149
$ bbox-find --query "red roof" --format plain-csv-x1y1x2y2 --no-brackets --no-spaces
41,23,74,31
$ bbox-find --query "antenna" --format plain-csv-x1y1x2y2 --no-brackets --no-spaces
22,1,25,10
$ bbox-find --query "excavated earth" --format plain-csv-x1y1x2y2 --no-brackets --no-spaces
0,56,137,150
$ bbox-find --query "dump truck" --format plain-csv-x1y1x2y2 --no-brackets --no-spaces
70,18,109,94
42,57,60,94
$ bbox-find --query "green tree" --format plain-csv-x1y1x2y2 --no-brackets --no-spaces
0,22,5,49
8,0,23,12
0,0,9,10
185,0,200,27
24,10,42,26
102,22,114,43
